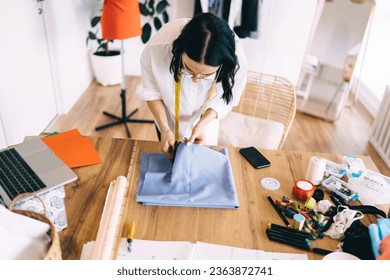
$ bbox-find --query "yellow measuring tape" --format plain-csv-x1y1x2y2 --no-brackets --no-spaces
174,74,216,142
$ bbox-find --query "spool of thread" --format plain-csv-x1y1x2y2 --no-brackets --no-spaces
304,197,317,211
305,156,326,185
312,188,324,202
292,214,305,231
292,180,315,201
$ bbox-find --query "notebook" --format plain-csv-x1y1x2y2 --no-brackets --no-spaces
0,138,78,206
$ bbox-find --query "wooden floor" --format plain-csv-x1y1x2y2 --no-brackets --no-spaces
48,76,390,176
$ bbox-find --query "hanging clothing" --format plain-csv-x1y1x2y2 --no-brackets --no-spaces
194,0,262,39
136,18,247,145
233,0,262,39
100,0,142,40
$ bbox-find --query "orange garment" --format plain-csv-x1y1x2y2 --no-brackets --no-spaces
378,234,390,260
100,0,142,40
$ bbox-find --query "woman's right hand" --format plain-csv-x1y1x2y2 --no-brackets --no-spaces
161,129,176,159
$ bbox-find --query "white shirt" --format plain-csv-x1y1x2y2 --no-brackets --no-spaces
136,18,247,145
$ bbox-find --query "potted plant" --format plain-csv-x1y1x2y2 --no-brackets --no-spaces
87,14,122,86
139,0,170,43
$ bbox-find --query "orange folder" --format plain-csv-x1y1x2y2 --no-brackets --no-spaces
42,129,102,168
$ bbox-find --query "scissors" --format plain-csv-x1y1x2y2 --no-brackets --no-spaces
168,141,179,163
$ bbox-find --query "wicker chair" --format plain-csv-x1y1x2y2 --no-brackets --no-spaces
218,71,296,150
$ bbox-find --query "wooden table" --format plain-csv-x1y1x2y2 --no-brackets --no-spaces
59,137,386,260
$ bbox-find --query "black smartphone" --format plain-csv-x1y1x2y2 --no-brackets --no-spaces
239,146,271,169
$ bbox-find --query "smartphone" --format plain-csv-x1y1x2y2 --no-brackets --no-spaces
239,146,271,169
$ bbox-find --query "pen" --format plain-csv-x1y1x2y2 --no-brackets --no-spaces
268,223,315,240
267,235,332,255
266,228,311,245
127,221,135,253
267,234,310,250
267,195,290,227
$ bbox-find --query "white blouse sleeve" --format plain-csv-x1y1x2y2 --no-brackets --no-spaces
136,44,163,101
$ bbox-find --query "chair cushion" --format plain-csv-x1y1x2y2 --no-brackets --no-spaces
218,111,285,149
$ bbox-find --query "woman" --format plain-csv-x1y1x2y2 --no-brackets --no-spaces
137,12,247,159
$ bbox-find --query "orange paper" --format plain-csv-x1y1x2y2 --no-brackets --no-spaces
42,129,102,168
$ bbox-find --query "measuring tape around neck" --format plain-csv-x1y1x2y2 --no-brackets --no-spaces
174,74,216,142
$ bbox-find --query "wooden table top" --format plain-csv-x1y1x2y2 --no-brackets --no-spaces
59,137,385,260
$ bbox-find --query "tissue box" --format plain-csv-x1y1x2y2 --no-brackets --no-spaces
12,186,68,232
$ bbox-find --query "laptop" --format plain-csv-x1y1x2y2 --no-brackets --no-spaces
0,138,78,206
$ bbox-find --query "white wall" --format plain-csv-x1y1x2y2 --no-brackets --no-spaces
353,0,390,117
240,0,318,86
44,0,98,114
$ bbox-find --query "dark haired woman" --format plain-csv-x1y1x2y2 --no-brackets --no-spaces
137,13,247,159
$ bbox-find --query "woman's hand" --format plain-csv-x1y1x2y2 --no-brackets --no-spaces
187,108,217,146
187,123,206,145
161,128,176,159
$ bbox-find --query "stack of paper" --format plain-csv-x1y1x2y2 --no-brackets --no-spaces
81,239,308,260
42,129,102,168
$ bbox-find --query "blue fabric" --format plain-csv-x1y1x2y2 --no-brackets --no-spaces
368,218,390,258
136,143,239,209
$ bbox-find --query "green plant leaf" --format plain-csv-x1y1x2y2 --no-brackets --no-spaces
154,17,162,31
156,0,169,14
91,16,101,28
88,31,97,40
162,10,169,23
139,3,151,16
148,0,155,10
141,23,152,44
97,42,107,53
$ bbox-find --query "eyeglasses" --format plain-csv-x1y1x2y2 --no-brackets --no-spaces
179,55,221,82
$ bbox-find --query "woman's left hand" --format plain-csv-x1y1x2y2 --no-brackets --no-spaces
187,123,206,145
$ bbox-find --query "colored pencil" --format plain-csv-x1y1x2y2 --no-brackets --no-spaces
267,195,290,227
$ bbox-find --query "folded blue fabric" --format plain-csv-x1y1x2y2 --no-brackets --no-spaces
368,218,390,258
136,143,239,209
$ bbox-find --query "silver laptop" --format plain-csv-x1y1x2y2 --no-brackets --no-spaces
0,138,78,206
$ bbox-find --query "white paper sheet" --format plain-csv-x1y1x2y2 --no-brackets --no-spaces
348,169,390,205
82,238,308,260
116,239,195,260
192,242,266,260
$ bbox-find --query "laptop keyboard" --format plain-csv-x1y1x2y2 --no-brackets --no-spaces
0,148,46,200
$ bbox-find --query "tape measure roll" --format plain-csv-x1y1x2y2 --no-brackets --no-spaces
292,179,315,201
260,177,280,190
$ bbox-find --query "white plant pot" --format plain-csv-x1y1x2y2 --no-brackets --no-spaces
90,50,122,86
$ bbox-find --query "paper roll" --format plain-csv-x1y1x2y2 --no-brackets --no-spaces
305,156,326,185
91,175,127,260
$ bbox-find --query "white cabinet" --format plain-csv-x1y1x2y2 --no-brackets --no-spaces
0,0,57,146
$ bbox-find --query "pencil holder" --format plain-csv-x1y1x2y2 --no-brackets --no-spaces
8,193,62,260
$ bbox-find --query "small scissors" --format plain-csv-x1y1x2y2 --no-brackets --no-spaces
168,141,179,163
